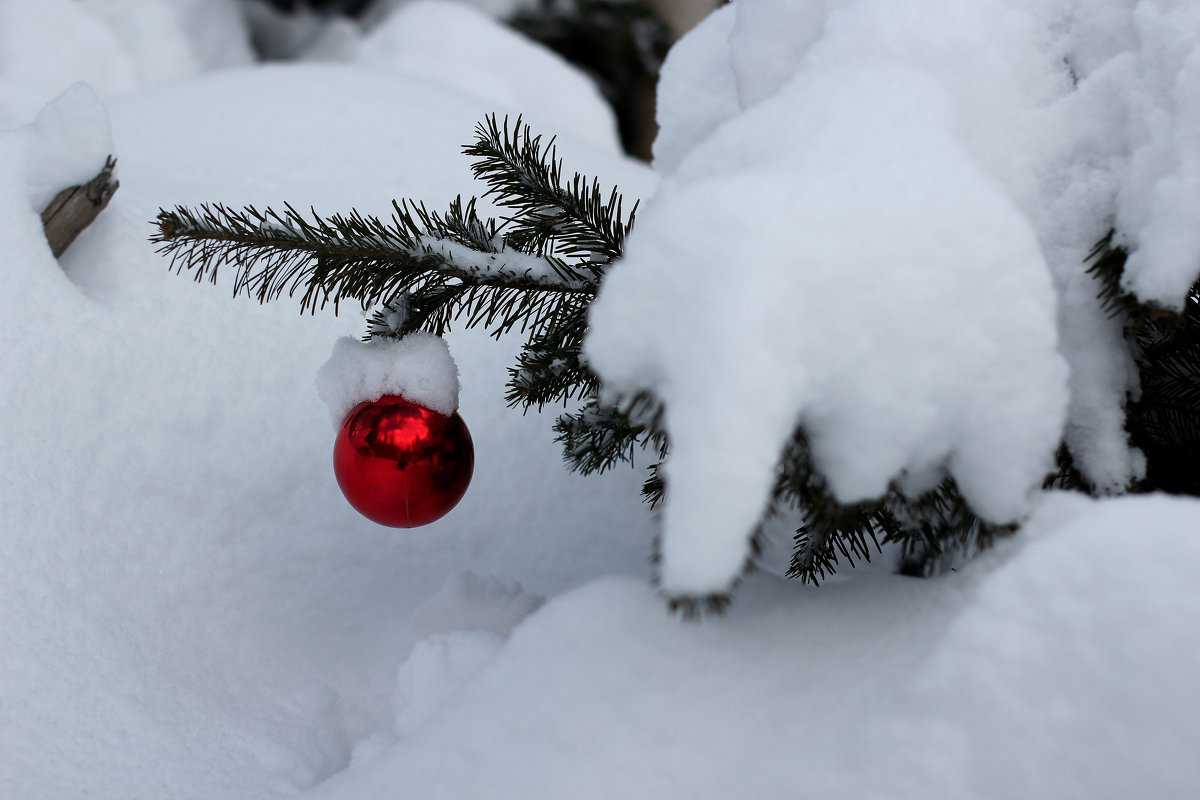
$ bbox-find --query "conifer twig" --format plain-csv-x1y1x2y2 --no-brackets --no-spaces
150,113,1054,608
466,115,638,265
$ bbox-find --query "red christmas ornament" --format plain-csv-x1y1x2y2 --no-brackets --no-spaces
333,394,473,527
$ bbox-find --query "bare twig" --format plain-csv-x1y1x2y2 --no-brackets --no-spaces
41,156,119,257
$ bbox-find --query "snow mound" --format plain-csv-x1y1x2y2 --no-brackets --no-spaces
5,2,1200,799
346,572,544,769
308,493,1200,800
0,83,113,211
905,492,1200,797
1,38,654,800
0,0,251,128
353,0,620,155
402,571,545,649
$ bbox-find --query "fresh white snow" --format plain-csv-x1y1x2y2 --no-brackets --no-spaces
317,333,462,422
2,1,1198,798
303,492,1200,800
588,0,1200,595
589,0,1073,593
353,0,620,154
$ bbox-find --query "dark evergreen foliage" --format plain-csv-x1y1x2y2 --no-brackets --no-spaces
152,115,1200,609
508,0,673,158
1085,233,1200,496
254,0,374,15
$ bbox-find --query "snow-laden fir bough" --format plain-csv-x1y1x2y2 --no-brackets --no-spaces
152,115,1200,614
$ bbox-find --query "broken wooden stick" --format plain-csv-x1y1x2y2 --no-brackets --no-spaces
40,156,119,258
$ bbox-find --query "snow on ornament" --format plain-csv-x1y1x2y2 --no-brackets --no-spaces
317,333,472,527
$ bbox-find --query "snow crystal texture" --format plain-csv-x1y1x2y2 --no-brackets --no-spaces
589,1,1076,594
589,0,1200,594
317,333,462,424
3,2,1200,799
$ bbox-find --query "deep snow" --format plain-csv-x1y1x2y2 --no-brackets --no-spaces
1,1,1198,798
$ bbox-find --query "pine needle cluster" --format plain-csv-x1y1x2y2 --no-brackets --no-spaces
1082,233,1200,496
151,115,1200,609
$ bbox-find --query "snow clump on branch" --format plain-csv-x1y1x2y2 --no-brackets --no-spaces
585,0,1200,596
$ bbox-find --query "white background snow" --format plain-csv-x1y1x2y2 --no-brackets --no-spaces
1,0,1198,798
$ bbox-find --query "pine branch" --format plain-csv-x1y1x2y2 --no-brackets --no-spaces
641,461,666,508
657,518,770,620
553,395,665,475
465,115,638,265
503,290,595,411
151,114,662,492
767,427,1012,583
153,111,1079,607
1043,443,1093,493
887,481,1012,578
767,430,881,584
1085,230,1200,496
1085,230,1181,335
150,115,641,352
151,198,597,339
785,499,889,586
507,336,596,410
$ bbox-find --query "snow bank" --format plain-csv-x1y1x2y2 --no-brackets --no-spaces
0,17,653,799
5,2,1199,799
904,492,1200,798
0,83,114,211
0,0,252,128
310,492,1200,800
354,0,621,155
345,572,544,768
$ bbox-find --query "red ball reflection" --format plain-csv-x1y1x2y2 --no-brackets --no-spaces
333,394,473,527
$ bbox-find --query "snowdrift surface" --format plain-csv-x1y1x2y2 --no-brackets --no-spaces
1,1,1198,798
0,8,653,796
309,494,1200,800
